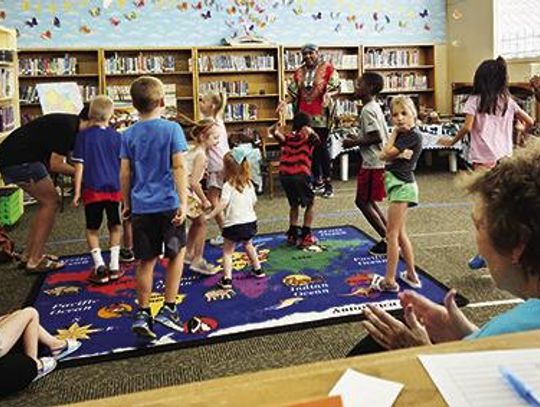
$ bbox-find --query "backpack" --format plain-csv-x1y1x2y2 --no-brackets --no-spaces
0,227,16,263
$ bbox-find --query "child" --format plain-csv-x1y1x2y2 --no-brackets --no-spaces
438,57,534,269
375,95,422,292
270,112,319,249
72,95,123,284
185,118,219,275
343,73,389,256
199,91,229,246
206,147,264,290
120,76,189,339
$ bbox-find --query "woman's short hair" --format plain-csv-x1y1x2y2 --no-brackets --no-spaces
464,138,540,277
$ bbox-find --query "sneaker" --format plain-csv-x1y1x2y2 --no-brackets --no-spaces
217,276,233,289
209,234,224,246
251,267,266,278
321,184,334,199
132,310,156,339
312,182,325,194
88,265,109,284
468,254,486,270
52,338,82,361
190,258,217,275
120,248,135,263
154,306,184,332
33,357,57,382
108,267,125,281
286,228,299,246
369,240,387,256
298,233,318,249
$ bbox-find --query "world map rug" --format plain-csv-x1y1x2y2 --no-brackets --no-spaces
30,225,467,366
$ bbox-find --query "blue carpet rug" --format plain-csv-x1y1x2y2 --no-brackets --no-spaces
30,225,467,366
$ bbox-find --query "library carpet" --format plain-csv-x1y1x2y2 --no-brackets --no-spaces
29,225,466,366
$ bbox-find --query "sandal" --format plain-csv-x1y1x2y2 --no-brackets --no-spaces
399,271,423,289
52,338,82,360
26,257,65,274
370,274,400,293
33,357,57,382
18,253,60,269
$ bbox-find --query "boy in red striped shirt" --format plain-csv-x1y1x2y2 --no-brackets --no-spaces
270,112,320,249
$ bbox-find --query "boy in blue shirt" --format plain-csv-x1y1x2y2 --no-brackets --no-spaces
120,76,189,339
73,95,123,284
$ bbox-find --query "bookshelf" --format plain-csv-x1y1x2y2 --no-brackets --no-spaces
17,48,100,124
0,26,18,145
196,46,281,133
102,47,195,124
452,82,538,121
362,44,436,115
281,45,361,120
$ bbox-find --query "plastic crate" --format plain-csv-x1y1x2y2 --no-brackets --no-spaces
0,187,23,226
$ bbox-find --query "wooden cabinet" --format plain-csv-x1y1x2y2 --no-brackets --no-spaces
0,26,18,144
17,48,100,124
102,47,196,122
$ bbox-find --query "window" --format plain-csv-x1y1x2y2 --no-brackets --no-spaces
495,0,540,59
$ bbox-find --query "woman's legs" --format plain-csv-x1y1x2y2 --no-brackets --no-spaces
0,308,39,361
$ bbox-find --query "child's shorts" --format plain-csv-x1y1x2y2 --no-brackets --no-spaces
356,168,385,203
84,200,121,230
384,172,418,207
222,221,257,243
279,174,314,208
206,171,224,189
132,210,186,260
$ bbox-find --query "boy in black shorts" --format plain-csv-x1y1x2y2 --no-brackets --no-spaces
72,96,123,284
270,112,319,249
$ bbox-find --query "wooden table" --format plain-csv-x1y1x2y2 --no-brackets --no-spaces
69,330,540,407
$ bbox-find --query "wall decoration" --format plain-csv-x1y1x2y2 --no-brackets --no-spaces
2,0,445,48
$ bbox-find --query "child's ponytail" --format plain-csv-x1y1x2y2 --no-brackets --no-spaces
190,118,217,142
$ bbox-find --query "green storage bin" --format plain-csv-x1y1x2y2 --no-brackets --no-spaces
0,187,23,226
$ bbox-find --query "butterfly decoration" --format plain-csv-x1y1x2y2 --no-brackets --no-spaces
25,17,38,28
53,16,61,28
346,14,356,22
226,6,236,15
0,10,6,21
272,2,279,8
204,0,215,7
79,24,92,34
110,17,121,26
384,15,390,24
255,5,264,13
133,0,145,8
419,8,429,18
40,30,52,40
374,23,384,33
192,1,202,9
292,6,303,15
177,2,188,11
452,9,463,20
424,22,431,31
355,22,364,30
15,28,20,38
334,23,341,33
225,19,235,28
124,11,137,21
372,12,378,21
283,0,293,5
312,12,322,20
330,12,341,20
398,20,407,28
89,7,101,17
201,10,211,19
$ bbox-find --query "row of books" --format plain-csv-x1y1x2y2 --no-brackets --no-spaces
19,56,78,75
105,54,180,74
107,84,177,108
0,68,14,98
0,105,15,132
364,48,421,68
224,103,258,122
198,55,275,72
20,84,98,104
199,80,249,96
334,99,358,116
453,93,536,116
382,73,428,91
283,51,358,70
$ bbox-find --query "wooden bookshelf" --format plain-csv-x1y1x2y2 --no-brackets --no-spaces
102,47,196,123
17,48,100,124
195,45,282,132
281,45,361,120
0,26,19,144
362,44,436,113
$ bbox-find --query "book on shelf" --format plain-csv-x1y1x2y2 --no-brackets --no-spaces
224,103,258,121
339,79,355,94
199,80,249,96
198,54,275,72
334,99,358,117
382,72,428,91
0,105,15,132
283,50,358,71
105,52,178,74
0,67,14,98
364,48,421,68
19,54,78,75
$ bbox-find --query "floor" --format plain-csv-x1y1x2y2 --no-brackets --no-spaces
0,158,516,406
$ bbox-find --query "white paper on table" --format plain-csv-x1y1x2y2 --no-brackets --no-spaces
328,368,404,407
419,348,540,407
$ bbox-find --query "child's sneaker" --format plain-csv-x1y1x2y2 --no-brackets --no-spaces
119,248,135,263
322,183,334,199
217,276,233,289
468,254,486,270
88,265,109,285
298,233,317,249
369,240,387,256
154,306,184,332
131,310,156,339
190,258,217,275
286,228,299,246
108,267,125,281
209,234,224,246
312,182,325,194
251,267,266,278
33,357,57,382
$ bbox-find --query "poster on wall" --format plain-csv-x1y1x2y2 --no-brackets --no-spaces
36,82,84,115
